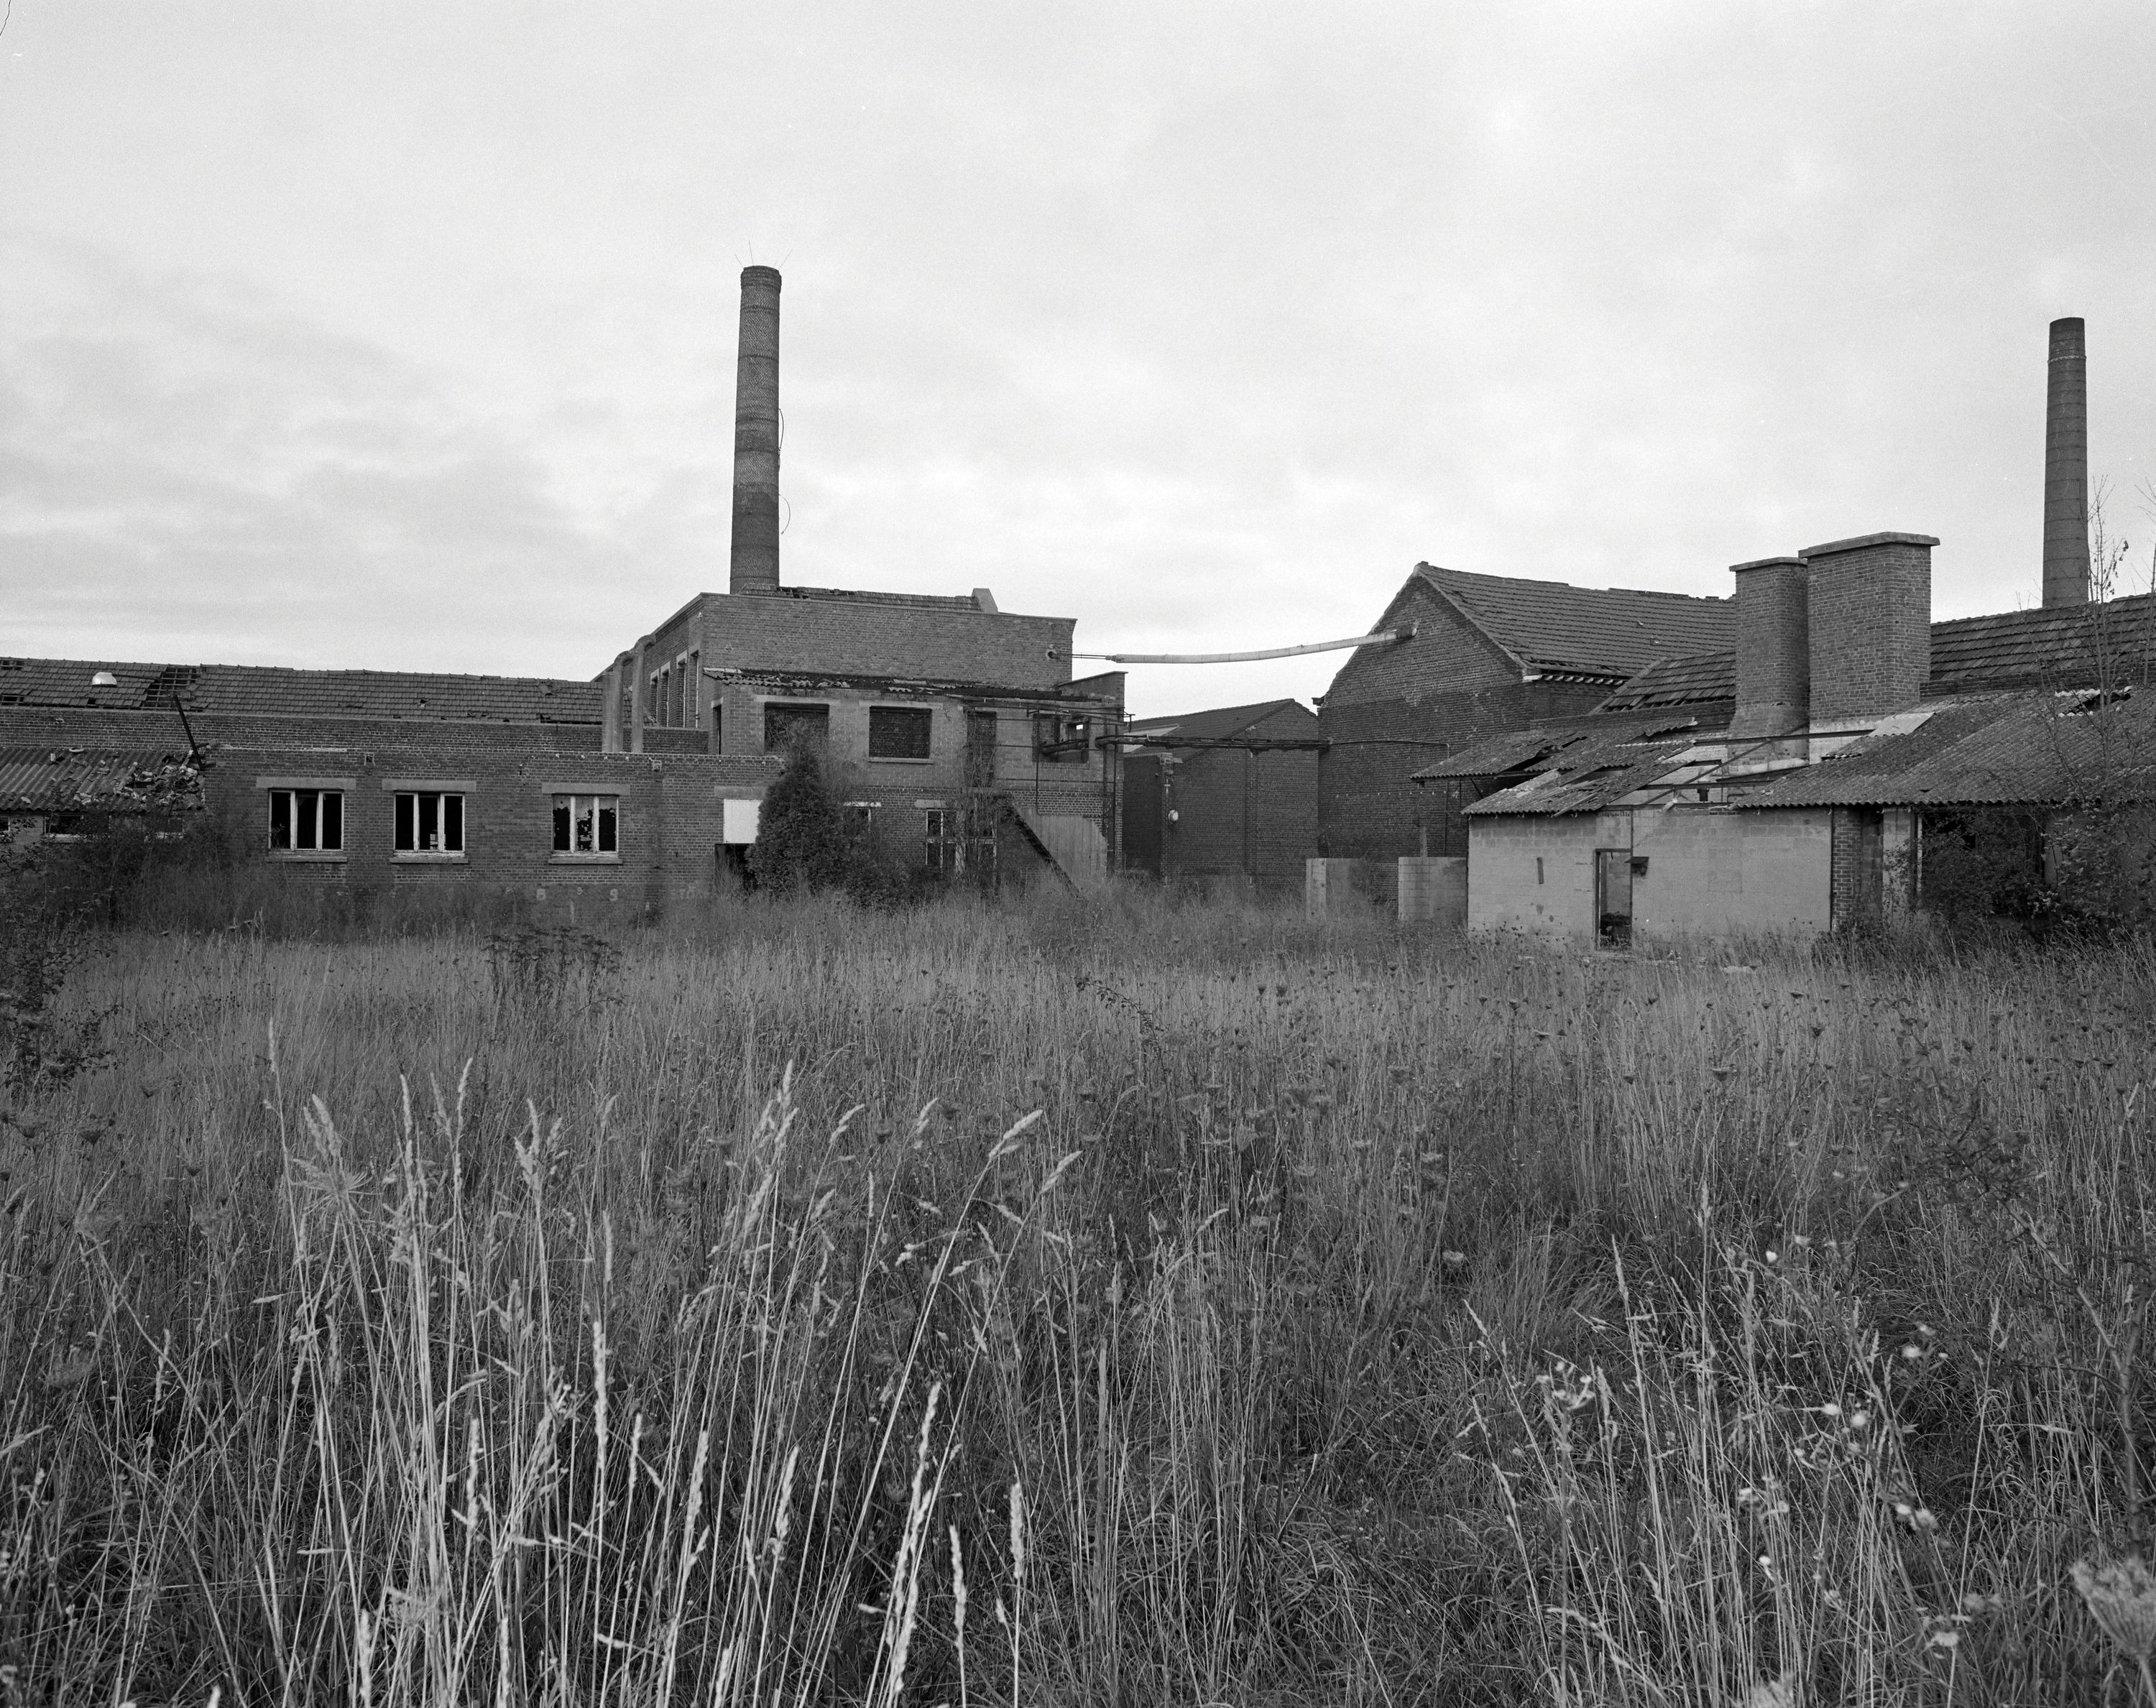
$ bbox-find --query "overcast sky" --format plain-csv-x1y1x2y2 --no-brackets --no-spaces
4,4,2153,716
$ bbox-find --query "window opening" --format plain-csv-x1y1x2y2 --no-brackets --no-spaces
552,793,619,856
868,706,932,760
764,701,831,754
395,791,466,855
1033,710,1090,762
269,788,344,852
925,808,962,874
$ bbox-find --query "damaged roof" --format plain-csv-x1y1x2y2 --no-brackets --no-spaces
1741,692,2156,808
1927,595,2156,693
0,747,204,815
1458,735,1720,817
0,658,602,723
1595,650,1737,710
1416,708,1721,780
1418,566,1736,680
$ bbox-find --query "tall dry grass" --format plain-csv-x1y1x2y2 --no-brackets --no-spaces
2,887,2154,1703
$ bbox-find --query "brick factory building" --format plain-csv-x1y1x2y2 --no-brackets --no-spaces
1314,566,1734,859
1118,698,1319,890
1,269,1125,913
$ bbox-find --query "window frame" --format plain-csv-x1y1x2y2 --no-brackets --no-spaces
762,699,832,756
259,777,351,860
1033,710,1092,764
550,792,621,862
392,789,467,860
867,703,934,762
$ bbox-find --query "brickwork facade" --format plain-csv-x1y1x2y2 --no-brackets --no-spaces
1123,701,1318,887
1803,533,1936,725
695,590,1072,689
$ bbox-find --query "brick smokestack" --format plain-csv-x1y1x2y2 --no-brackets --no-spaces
729,265,783,595
1727,555,1809,737
2043,315,2090,609
1801,532,1937,724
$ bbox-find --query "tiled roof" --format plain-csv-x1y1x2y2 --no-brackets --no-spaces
1128,699,1316,742
1595,651,1737,710
1418,566,1735,679
1927,595,2156,692
1741,692,2156,809
0,747,204,814
1416,707,1721,780
0,657,601,722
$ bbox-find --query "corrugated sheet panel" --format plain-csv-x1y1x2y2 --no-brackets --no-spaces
0,747,203,813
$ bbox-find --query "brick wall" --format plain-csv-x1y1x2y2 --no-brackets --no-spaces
698,591,1073,689
207,744,778,912
1729,557,1810,737
1804,533,1935,724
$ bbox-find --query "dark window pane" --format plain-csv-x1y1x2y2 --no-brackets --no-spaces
597,800,617,853
321,791,343,850
553,799,572,852
395,793,415,851
444,794,464,852
269,791,292,850
763,702,830,754
419,793,440,851
295,790,319,850
575,800,595,853
868,706,932,760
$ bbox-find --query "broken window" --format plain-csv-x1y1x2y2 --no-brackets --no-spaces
1033,711,1090,763
764,701,830,754
552,793,619,857
868,706,932,760
269,788,344,852
395,791,465,856
925,808,962,874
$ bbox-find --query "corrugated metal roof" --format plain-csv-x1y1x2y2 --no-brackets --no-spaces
1461,736,1712,816
1741,693,2156,808
0,747,204,813
0,657,602,722
1418,566,1735,679
1416,708,1720,780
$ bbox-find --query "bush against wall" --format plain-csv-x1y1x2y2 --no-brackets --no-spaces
750,742,921,905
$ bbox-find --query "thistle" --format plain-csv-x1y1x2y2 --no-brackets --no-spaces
2071,1555,2156,1698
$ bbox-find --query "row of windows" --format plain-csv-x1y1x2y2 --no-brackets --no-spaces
267,789,619,859
758,703,1092,763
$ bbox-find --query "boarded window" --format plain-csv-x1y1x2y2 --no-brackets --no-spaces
868,706,932,760
764,701,830,754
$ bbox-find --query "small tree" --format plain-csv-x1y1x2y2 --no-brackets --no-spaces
749,742,854,895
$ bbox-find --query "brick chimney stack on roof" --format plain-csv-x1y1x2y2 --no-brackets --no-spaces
729,266,783,595
1727,555,1809,737
1801,532,1937,726
2044,316,2091,609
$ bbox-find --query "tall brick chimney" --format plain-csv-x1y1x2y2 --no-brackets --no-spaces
1801,532,1937,725
729,266,783,595
1727,555,1810,737
2043,315,2090,609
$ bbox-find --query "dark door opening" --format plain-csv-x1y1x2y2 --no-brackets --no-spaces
1595,849,1634,948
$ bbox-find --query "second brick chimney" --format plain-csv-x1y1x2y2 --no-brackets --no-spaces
1800,532,1937,725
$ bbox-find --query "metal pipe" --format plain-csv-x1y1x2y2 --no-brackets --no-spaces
1068,625,1413,665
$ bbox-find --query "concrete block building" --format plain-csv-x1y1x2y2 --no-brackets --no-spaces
3,267,1125,908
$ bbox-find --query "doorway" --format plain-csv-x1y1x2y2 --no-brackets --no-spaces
1595,849,1634,948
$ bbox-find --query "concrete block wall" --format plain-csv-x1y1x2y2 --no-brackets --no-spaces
1397,856,1466,925
1304,857,1397,918
1803,533,1936,724
1631,808,1833,938
1464,817,1600,936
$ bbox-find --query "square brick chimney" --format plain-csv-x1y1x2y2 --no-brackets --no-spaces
1727,555,1809,737
1800,532,1937,725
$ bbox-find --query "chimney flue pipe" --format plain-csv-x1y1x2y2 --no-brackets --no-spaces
2043,316,2090,609
729,266,783,594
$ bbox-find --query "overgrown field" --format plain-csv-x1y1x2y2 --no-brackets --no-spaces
3,892,2155,1704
